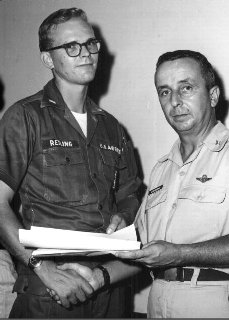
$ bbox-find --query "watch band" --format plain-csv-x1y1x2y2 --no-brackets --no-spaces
95,265,110,290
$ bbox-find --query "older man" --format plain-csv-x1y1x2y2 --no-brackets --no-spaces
60,50,229,318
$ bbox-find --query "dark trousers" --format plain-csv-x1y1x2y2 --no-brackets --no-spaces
10,285,126,318
9,258,129,318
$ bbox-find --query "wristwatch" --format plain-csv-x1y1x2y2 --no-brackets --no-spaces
28,256,43,270
95,265,110,290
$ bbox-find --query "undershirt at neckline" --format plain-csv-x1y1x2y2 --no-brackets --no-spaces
71,111,87,137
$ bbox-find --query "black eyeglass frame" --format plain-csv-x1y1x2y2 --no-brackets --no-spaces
45,38,101,57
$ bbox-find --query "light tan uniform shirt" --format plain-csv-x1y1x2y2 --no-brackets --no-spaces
136,121,229,274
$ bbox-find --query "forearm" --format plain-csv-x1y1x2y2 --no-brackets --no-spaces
0,202,31,266
116,235,229,269
93,259,142,290
178,235,229,268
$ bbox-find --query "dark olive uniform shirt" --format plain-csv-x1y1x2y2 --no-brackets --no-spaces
0,79,141,232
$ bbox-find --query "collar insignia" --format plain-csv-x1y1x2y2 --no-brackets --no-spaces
196,174,212,183
48,99,56,104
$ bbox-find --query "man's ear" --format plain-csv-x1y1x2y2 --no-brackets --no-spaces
209,86,220,108
40,51,54,70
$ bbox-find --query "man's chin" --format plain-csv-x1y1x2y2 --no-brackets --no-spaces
171,121,194,133
76,74,96,85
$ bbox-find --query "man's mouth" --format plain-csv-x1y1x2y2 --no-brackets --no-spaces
77,62,93,67
172,114,189,121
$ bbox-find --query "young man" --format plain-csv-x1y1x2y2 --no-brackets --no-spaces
61,50,229,318
0,8,141,318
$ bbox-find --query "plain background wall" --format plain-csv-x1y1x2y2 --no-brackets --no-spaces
2,0,229,313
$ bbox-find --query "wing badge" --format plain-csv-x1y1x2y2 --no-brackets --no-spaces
196,174,212,183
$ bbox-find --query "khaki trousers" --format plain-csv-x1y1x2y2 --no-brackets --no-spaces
148,278,229,318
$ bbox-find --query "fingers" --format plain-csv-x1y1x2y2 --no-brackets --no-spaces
47,287,82,308
65,269,94,297
57,262,78,272
58,296,71,309
68,293,80,305
47,288,63,305
47,288,59,301
46,272,94,309
47,288,65,307
114,249,144,260
106,214,126,234
57,263,92,282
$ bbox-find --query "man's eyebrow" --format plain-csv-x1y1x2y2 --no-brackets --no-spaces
156,78,195,90
178,78,194,84
157,85,169,90
69,37,96,43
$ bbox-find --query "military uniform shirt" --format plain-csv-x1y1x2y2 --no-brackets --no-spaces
0,79,141,232
136,121,229,274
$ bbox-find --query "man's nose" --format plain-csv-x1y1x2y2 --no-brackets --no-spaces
171,91,182,107
80,44,90,57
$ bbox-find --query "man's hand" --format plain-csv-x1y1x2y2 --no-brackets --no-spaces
57,262,102,291
114,240,181,268
48,262,105,304
106,213,127,234
34,260,94,308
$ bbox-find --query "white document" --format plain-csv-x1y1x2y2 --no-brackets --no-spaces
19,224,141,257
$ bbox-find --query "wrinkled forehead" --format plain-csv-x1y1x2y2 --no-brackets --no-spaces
155,58,203,87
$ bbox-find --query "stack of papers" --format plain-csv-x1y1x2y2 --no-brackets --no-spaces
19,224,141,257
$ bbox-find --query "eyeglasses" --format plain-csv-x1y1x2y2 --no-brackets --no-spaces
46,38,101,57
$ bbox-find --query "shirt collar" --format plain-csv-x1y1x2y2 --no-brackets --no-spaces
202,121,229,151
158,139,182,165
40,79,106,116
158,121,229,164
41,79,66,109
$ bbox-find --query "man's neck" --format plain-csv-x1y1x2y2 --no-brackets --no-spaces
179,118,217,163
55,79,88,113
179,139,198,163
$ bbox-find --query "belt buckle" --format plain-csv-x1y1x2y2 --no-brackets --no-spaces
176,267,184,282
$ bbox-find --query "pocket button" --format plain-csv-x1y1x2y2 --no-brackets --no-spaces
98,204,103,210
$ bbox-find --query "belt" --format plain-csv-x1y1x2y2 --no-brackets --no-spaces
153,267,229,282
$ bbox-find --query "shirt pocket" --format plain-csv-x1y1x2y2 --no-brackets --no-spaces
176,185,227,240
43,147,86,203
99,148,123,187
179,185,226,204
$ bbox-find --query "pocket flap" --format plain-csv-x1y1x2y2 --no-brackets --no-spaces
44,148,83,166
100,149,122,168
179,185,226,203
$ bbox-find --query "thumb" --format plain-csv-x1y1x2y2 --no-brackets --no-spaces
106,215,122,234
57,263,92,281
57,262,74,271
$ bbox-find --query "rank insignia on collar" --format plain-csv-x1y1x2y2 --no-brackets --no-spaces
196,174,212,183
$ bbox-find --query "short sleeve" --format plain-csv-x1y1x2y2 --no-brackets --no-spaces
0,103,35,191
